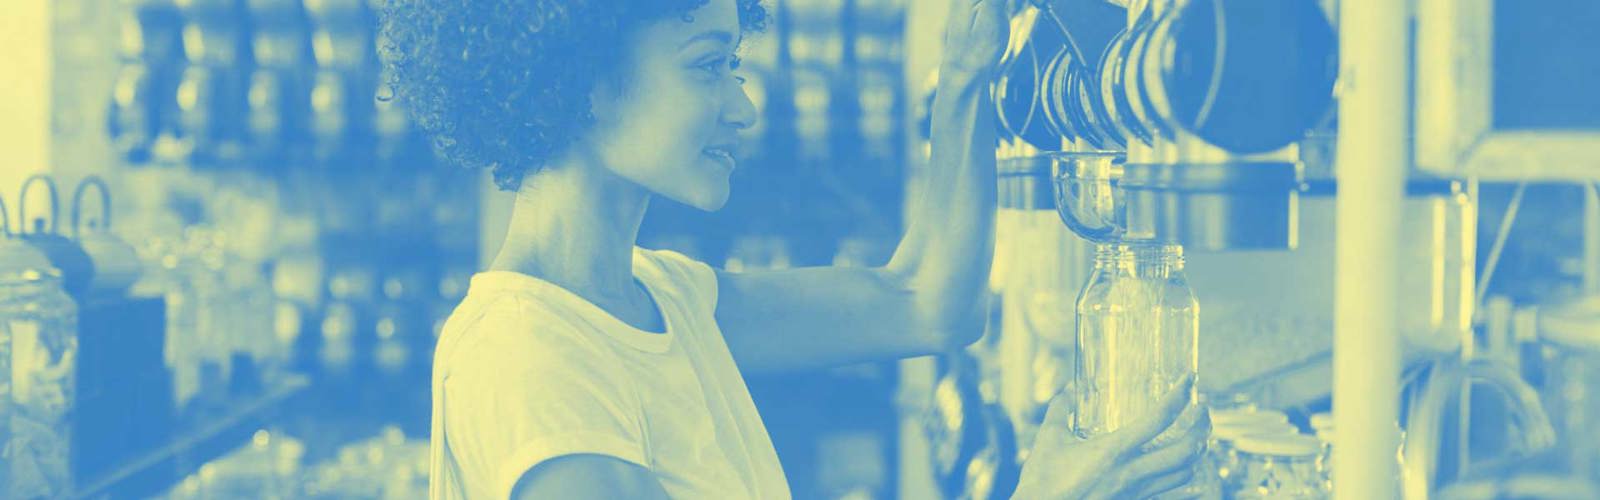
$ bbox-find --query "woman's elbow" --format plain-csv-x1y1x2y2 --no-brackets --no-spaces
884,266,991,352
918,295,989,350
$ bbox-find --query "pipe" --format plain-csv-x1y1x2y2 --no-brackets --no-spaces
1402,358,1556,498
1333,0,1407,497
1584,182,1600,293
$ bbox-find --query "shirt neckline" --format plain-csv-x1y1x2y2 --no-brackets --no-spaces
467,249,675,353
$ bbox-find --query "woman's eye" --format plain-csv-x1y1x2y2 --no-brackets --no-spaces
697,55,742,80
698,57,729,75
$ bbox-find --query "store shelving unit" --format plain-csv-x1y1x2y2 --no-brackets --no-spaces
72,375,311,499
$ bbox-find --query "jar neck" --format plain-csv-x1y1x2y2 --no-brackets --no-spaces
1093,243,1185,278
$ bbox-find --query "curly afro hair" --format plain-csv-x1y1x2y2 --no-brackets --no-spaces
380,0,768,191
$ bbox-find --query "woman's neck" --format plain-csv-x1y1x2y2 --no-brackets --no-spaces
488,149,650,305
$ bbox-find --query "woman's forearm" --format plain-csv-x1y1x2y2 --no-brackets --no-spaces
886,65,998,345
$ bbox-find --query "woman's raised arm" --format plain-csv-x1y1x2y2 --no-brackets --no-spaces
714,0,1008,372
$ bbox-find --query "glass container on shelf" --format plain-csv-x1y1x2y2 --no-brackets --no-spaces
1,200,80,499
221,254,278,384
167,429,305,500
1309,412,1333,490
1228,433,1328,499
321,266,376,375
185,226,236,395
1209,408,1296,489
1073,243,1198,438
138,231,202,409
137,222,274,409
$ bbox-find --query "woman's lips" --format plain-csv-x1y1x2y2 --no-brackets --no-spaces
702,147,736,170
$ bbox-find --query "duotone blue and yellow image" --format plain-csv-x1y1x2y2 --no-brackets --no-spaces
1,0,1598,498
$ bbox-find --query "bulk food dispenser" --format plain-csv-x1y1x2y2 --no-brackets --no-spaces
961,0,1423,497
999,0,1336,439
962,0,1600,497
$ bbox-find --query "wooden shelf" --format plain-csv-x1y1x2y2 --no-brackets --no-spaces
72,374,312,499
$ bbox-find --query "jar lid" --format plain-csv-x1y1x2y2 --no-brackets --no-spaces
1232,433,1322,457
1213,409,1296,440
0,239,61,283
1214,420,1298,441
1211,408,1289,427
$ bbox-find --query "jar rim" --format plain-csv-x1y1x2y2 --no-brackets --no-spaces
1231,433,1322,457
1212,408,1290,426
1093,243,1186,268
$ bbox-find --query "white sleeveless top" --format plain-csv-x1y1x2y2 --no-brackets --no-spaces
429,248,790,499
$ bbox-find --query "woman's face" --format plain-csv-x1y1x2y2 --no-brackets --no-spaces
586,0,758,211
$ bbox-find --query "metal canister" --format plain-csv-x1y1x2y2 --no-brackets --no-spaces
16,176,95,298
71,176,143,297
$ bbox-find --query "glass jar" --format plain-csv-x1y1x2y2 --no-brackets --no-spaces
1309,412,1334,490
1210,409,1296,488
0,260,79,498
1073,243,1198,438
1230,433,1328,499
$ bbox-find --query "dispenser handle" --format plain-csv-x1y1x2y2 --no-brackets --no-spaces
1030,0,1087,68
71,175,114,238
17,174,61,236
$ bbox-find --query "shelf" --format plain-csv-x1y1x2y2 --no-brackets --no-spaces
72,374,312,499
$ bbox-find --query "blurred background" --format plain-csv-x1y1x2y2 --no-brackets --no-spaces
1,0,1599,498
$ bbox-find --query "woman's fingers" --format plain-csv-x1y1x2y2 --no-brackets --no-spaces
1128,466,1198,499
1115,421,1208,487
941,0,1012,75
1140,403,1210,454
1085,456,1197,500
1112,375,1196,452
1124,404,1213,498
1039,389,1075,432
1086,449,1194,499
1023,390,1072,455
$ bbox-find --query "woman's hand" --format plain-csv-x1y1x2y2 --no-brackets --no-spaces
712,0,1022,372
1012,376,1211,499
940,0,1017,79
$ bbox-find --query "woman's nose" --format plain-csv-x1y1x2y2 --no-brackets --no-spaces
723,83,759,130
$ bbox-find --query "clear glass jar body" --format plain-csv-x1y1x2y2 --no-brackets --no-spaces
0,275,79,498
1073,244,1198,438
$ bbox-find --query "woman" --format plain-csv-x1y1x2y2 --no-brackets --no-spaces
381,0,1208,498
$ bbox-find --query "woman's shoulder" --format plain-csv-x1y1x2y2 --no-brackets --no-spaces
435,293,619,377
633,246,719,310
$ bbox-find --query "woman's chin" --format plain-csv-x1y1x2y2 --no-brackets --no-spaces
656,182,730,212
690,188,731,212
